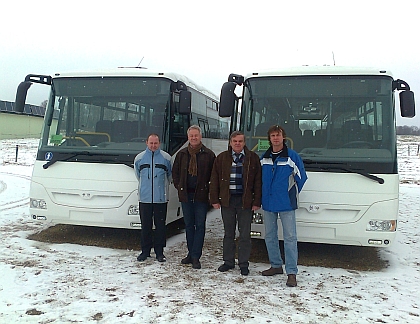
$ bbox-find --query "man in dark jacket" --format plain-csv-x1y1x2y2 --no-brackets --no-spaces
172,125,215,269
210,131,262,276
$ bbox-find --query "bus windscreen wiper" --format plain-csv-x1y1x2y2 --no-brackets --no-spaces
100,159,134,168
303,159,384,184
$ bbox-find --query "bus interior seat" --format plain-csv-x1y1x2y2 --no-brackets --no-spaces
341,120,362,143
255,122,272,137
314,129,327,147
138,121,148,137
128,121,138,140
96,120,113,136
148,115,164,135
303,129,314,141
112,120,134,142
302,129,318,149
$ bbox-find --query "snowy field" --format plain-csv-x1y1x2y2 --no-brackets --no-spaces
0,136,419,324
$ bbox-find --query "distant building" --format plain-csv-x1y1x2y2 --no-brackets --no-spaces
0,100,45,116
0,100,45,139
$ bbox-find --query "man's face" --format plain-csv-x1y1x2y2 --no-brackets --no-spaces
269,131,284,147
146,135,160,152
188,129,202,148
230,134,245,153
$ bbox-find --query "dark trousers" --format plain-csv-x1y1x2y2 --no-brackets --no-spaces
139,202,167,256
181,193,208,259
221,195,252,268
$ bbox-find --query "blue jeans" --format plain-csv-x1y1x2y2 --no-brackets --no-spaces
264,210,298,275
181,194,208,259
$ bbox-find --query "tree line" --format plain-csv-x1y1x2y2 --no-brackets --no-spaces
396,125,420,135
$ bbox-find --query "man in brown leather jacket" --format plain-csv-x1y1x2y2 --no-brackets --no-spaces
172,125,215,270
209,131,262,276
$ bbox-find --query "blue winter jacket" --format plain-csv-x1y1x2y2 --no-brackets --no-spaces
260,145,307,212
134,147,172,203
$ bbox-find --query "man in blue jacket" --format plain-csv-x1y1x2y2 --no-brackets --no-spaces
134,134,172,262
260,125,307,287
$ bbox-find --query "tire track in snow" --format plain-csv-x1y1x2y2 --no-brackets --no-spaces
0,172,31,211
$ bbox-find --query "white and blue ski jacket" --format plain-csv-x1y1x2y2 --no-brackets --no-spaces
260,145,307,212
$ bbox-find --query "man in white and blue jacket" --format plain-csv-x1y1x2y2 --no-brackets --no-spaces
134,134,172,262
260,125,307,287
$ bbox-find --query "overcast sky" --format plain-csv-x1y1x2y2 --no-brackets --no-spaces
1,0,419,127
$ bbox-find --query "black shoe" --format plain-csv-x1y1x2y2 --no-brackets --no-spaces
218,263,235,272
240,267,249,276
181,255,192,265
137,253,150,262
156,255,166,262
286,274,297,287
192,258,201,269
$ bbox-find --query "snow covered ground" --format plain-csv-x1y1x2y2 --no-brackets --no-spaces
0,136,419,324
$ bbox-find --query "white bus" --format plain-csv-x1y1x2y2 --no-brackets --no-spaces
15,68,229,229
219,66,415,247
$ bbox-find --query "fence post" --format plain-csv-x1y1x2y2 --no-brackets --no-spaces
15,145,18,162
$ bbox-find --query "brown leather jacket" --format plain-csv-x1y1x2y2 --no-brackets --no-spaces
172,144,215,203
209,146,262,209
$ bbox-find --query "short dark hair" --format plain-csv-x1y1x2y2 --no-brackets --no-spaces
267,125,287,145
147,133,160,142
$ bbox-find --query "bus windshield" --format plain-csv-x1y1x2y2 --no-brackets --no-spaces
243,75,397,174
41,77,172,159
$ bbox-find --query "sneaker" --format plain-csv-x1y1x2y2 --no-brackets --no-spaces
136,253,150,262
181,255,192,265
261,266,284,276
218,263,235,272
240,267,249,276
286,274,297,287
192,258,201,269
156,255,166,262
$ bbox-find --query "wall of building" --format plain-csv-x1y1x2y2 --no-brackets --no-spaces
0,112,44,139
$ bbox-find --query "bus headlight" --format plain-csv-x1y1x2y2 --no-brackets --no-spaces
128,205,139,215
30,198,47,209
252,212,263,224
366,220,396,232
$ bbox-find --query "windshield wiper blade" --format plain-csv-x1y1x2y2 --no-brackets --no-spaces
101,159,134,168
303,160,384,184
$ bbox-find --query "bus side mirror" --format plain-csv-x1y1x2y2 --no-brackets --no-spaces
219,82,237,117
179,90,191,115
15,81,32,113
400,90,415,118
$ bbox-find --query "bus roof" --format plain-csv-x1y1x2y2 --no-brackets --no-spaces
245,66,394,79
52,68,218,100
